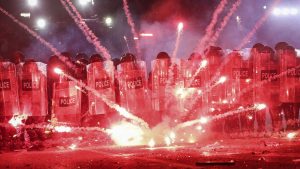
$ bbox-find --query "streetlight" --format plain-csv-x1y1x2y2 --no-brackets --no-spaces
272,7,299,16
78,0,92,6
36,18,47,29
104,17,113,27
27,0,38,7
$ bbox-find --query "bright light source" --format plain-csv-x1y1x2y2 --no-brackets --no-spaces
75,85,81,91
140,33,153,37
196,125,202,131
36,18,46,29
177,22,183,32
273,8,281,16
78,0,92,6
20,13,31,18
8,114,27,127
200,59,208,68
133,37,139,40
222,99,228,104
218,76,227,84
296,49,300,57
273,7,299,16
199,117,208,124
287,132,297,139
263,5,267,9
148,139,155,148
175,87,184,96
54,67,63,74
69,144,77,150
105,17,113,27
282,8,289,15
290,8,299,15
164,136,171,146
236,16,241,23
169,131,176,140
256,103,267,110
108,121,144,146
54,126,72,133
27,0,37,7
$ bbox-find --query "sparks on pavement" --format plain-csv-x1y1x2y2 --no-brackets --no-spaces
148,138,155,148
8,114,28,127
287,132,297,139
54,126,72,133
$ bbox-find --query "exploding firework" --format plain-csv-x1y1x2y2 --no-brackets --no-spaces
107,121,145,146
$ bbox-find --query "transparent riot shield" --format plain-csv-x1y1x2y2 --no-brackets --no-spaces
295,57,300,103
151,58,183,118
0,62,19,121
206,52,226,114
19,62,47,117
253,48,281,132
86,61,115,127
224,51,243,108
117,61,147,119
180,59,207,120
52,81,81,126
279,48,297,103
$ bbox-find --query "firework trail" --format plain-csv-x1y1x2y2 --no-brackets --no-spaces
195,0,228,53
203,0,282,103
186,0,229,98
209,0,242,46
203,0,281,103
236,64,300,102
60,71,150,129
60,0,111,59
123,36,131,52
185,58,300,122
122,0,141,58
0,6,76,70
211,104,266,120
172,22,184,58
208,0,281,87
175,104,265,130
237,0,281,49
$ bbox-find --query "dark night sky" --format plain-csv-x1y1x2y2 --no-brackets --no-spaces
0,0,299,63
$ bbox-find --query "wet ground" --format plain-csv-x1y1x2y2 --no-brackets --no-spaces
1,133,300,169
